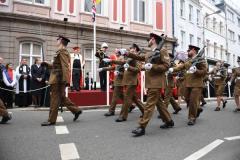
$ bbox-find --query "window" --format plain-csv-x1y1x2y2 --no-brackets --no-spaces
84,48,99,87
238,17,240,27
233,54,236,66
227,10,234,22
180,30,186,49
226,53,230,62
180,0,185,17
206,17,210,29
197,37,201,47
219,21,223,35
22,0,49,5
85,0,102,14
214,42,217,58
196,9,200,25
19,42,43,66
220,45,223,60
134,0,146,23
189,5,193,22
189,34,194,44
206,40,210,57
213,17,216,32
228,30,235,41
238,35,240,44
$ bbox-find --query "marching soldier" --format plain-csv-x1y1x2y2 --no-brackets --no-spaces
98,49,124,116
41,35,82,126
121,33,173,137
209,61,227,111
228,57,240,112
104,44,144,122
169,45,207,125
162,54,182,115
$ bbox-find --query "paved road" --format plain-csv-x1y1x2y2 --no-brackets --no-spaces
0,100,239,160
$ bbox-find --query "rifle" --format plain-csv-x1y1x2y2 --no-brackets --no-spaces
147,34,167,63
190,45,206,67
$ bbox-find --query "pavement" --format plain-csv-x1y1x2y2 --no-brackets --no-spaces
0,99,239,160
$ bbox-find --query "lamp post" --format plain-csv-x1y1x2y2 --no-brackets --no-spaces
202,10,221,99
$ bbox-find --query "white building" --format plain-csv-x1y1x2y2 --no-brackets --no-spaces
200,0,227,69
216,0,240,68
174,0,203,53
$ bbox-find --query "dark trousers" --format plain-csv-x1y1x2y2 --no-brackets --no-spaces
99,71,107,91
72,70,81,91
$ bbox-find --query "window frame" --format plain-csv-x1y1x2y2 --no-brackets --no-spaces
19,42,43,66
20,0,50,6
132,0,147,24
188,4,193,22
180,0,185,18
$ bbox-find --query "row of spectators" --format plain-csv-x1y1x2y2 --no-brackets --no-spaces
0,57,50,108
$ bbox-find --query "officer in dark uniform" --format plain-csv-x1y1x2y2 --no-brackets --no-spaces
72,47,82,91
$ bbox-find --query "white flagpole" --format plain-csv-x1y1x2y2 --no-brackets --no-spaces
93,4,97,89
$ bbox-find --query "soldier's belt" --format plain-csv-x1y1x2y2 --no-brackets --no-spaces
214,77,221,79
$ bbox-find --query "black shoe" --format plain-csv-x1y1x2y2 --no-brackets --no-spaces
173,108,182,114
41,121,56,126
200,101,207,107
132,127,145,137
160,120,174,129
214,107,220,111
104,112,115,117
222,100,227,109
1,114,12,124
73,110,83,121
157,115,162,119
197,108,203,118
128,105,136,113
115,117,126,122
139,114,143,118
233,108,240,112
187,119,195,126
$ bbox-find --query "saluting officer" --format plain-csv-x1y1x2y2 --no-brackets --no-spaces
169,45,207,126
41,35,82,126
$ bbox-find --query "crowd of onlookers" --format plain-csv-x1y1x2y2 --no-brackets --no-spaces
0,57,50,109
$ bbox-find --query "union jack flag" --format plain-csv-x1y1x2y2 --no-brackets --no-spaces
92,0,96,22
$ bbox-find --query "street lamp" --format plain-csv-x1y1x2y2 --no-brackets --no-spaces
202,10,222,56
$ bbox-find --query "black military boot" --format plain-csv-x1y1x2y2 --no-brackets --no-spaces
104,112,115,117
128,105,136,113
200,101,207,107
173,107,182,114
115,117,126,122
73,110,82,121
41,121,56,126
187,119,195,126
1,114,12,124
222,100,227,109
214,107,220,111
160,120,174,129
197,108,203,118
132,127,145,137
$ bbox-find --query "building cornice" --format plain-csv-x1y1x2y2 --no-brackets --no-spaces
0,12,177,43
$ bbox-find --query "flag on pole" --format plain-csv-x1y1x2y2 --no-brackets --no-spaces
92,0,96,22
96,0,101,4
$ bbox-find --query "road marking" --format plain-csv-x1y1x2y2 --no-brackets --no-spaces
55,126,69,135
224,136,240,141
59,143,80,160
57,116,64,122
183,139,224,160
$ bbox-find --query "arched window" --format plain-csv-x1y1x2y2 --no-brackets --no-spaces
19,42,43,66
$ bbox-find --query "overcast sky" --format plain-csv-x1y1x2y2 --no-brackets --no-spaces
226,0,240,10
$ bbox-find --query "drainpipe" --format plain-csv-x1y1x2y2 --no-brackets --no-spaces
172,0,176,56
